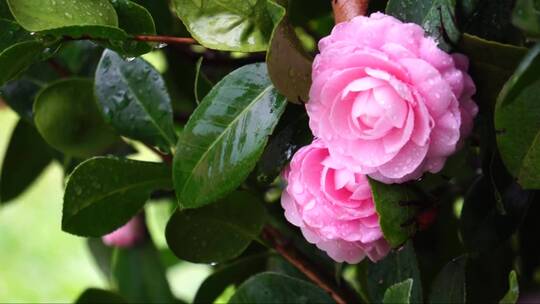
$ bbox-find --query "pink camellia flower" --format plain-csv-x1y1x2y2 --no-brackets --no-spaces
307,12,478,183
102,215,146,248
282,140,390,263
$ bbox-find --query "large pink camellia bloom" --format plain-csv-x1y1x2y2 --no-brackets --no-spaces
103,215,146,248
307,12,478,183
282,140,390,263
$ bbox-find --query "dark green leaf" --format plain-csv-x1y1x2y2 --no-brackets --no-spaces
0,0,13,19
513,0,540,37
368,178,419,247
172,0,285,52
7,0,118,32
62,157,171,237
386,0,459,51
95,50,176,150
0,78,41,123
229,272,336,304
0,19,31,53
76,288,126,304
55,41,103,76
368,241,423,304
109,0,156,56
132,0,175,35
266,13,312,104
0,41,57,86
112,240,175,303
193,56,212,105
165,191,266,263
429,256,467,304
499,270,519,304
495,43,540,189
193,253,268,304
383,279,413,304
34,78,118,157
0,120,53,203
173,63,287,209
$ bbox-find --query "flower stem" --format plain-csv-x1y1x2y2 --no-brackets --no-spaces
332,0,370,23
132,35,197,45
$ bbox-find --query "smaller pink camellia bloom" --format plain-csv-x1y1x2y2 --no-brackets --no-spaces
102,215,146,248
282,140,390,263
307,12,478,183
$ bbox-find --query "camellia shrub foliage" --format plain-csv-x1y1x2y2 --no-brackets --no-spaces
1,0,540,303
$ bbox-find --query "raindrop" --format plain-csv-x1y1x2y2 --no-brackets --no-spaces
125,57,136,62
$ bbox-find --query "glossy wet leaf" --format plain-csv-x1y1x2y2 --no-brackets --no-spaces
62,157,171,237
132,0,175,35
173,63,287,209
0,78,41,123
368,241,423,304
34,78,118,157
0,41,55,87
95,50,176,150
112,240,175,303
495,43,540,189
499,270,519,304
386,0,460,51
7,0,118,32
266,14,312,103
429,256,467,304
229,272,335,303
193,253,268,303
0,120,53,204
172,0,285,52
513,0,540,37
0,19,31,53
109,0,156,56
368,178,419,247
165,191,266,263
76,288,126,304
383,279,413,304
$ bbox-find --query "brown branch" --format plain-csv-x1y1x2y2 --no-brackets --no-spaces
262,225,356,304
132,35,197,45
332,0,370,23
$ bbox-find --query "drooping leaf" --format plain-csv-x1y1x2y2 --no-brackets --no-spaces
172,0,286,52
382,279,413,304
229,272,336,304
62,157,171,237
112,240,175,303
95,50,176,151
109,0,156,56
7,0,118,32
0,120,53,203
513,0,540,37
368,178,420,247
0,78,41,123
0,41,57,86
173,63,287,209
75,288,126,304
495,43,540,189
193,253,268,304
499,270,519,304
368,241,423,303
429,256,467,304
386,0,460,51
165,191,266,264
34,78,118,157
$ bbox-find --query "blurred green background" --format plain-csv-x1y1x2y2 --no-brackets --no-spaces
0,107,210,303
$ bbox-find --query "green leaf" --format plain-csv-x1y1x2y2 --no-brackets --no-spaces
386,0,460,51
34,78,118,157
229,272,336,303
383,279,413,304
266,12,313,104
7,0,118,32
132,0,175,35
109,0,156,56
0,0,13,19
0,19,31,53
368,241,423,304
62,157,171,237
513,0,540,37
193,56,212,105
172,0,286,52
76,288,126,304
499,270,519,304
165,191,266,263
495,43,540,189
0,79,41,123
429,256,467,304
368,178,419,247
193,253,268,304
0,120,53,203
173,63,287,209
112,240,175,303
0,40,57,86
95,50,176,150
